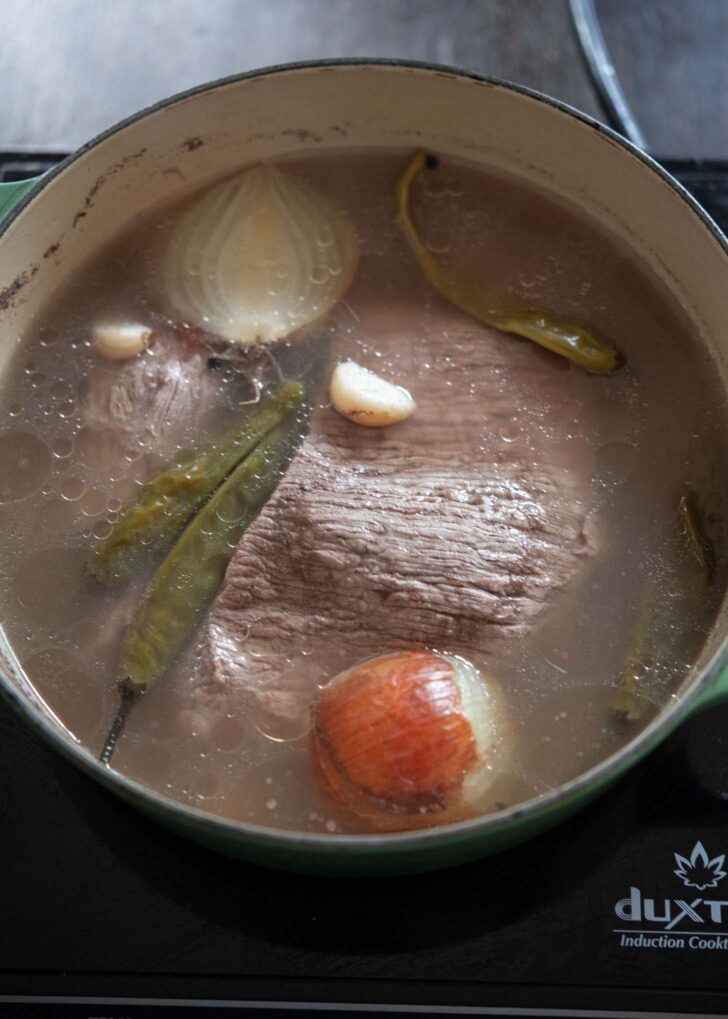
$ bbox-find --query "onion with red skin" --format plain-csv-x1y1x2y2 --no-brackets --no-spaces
310,649,506,829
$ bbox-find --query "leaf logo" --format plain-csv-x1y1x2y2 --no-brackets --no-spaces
674,841,727,891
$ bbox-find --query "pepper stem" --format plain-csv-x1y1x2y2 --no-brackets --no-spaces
100,680,140,766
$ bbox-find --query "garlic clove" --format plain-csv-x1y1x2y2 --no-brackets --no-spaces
92,323,153,361
329,360,415,428
311,649,506,829
163,163,358,347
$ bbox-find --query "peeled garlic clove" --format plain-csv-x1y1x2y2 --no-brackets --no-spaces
163,163,358,346
330,361,415,427
311,650,506,828
92,323,152,361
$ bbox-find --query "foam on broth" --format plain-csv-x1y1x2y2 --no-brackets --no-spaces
0,148,726,834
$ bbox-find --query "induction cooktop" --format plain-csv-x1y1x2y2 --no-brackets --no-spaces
1,153,728,1019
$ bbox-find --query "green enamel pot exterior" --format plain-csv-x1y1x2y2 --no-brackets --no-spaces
0,176,42,217
1,62,728,877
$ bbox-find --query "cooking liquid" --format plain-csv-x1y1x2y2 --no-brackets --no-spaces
0,149,726,834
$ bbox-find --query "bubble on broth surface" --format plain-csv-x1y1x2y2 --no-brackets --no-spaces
57,399,77,420
250,670,316,743
0,432,51,502
60,476,86,501
91,518,113,540
52,436,75,459
80,487,109,517
252,700,312,744
215,497,247,525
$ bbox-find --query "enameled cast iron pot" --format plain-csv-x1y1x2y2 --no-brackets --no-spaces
1,61,728,876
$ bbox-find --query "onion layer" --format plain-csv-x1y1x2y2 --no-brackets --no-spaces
163,163,358,346
311,649,506,829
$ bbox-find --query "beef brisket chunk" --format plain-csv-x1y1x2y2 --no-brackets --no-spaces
205,325,595,702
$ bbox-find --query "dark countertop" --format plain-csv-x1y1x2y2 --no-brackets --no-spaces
1,0,727,159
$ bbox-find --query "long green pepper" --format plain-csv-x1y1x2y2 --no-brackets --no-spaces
119,418,301,692
397,151,618,374
100,404,305,764
89,380,303,582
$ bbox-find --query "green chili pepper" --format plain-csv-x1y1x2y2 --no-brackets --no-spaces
89,380,303,582
678,489,716,585
612,615,649,722
397,151,619,374
124,418,300,688
100,411,303,764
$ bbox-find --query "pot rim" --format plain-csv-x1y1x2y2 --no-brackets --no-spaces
2,57,727,857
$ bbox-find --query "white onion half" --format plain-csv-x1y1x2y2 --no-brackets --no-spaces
163,163,359,346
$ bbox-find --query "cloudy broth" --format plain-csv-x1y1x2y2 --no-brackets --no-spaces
1,148,726,834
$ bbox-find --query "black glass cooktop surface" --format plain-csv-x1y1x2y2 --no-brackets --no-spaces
2,153,728,1019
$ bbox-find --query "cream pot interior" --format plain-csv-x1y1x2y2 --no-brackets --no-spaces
1,62,728,873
